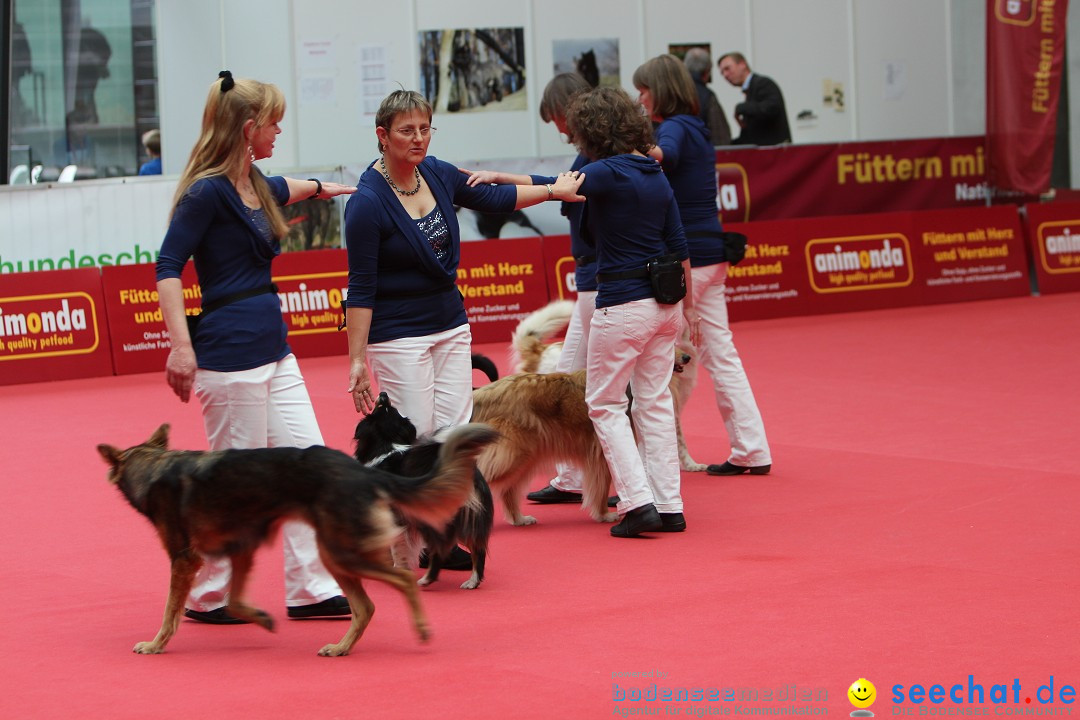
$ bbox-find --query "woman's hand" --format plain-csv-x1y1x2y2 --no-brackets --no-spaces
551,170,586,202
460,168,502,187
164,345,197,403
683,306,703,347
348,361,376,415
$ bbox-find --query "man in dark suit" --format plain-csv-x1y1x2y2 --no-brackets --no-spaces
717,52,792,145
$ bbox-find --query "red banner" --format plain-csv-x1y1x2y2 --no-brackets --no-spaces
714,136,1001,223
100,262,200,375
724,206,1030,322
1021,201,1080,294
538,234,576,301
986,0,1069,194
0,268,114,385
459,238,552,343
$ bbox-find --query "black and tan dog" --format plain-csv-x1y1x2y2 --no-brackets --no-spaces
97,422,497,656
353,392,494,589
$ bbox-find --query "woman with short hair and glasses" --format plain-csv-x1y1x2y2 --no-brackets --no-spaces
343,89,584,439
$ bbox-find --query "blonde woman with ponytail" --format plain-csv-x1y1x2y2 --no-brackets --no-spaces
155,71,355,624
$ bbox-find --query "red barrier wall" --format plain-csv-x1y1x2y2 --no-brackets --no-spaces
0,268,114,385
1021,202,1080,295
0,202,1071,387
459,237,552,343
724,205,1030,321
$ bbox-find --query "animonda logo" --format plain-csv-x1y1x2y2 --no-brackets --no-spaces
805,234,914,293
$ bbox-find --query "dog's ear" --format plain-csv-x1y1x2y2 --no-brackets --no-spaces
147,424,170,449
96,444,122,475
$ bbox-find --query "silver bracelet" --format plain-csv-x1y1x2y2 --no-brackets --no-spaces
545,183,554,200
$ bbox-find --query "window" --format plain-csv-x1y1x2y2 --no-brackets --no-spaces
6,0,157,183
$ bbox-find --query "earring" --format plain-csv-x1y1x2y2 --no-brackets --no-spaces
248,144,255,162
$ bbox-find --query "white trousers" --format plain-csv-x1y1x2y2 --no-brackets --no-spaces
551,290,596,493
367,323,473,437
188,354,342,611
586,298,683,514
690,263,772,466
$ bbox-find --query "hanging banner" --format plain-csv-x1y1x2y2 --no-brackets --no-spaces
714,136,999,223
986,0,1069,195
1021,201,1080,295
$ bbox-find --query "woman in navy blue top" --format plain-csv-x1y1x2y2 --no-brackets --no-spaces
565,86,701,538
461,72,597,505
634,54,772,476
155,72,356,624
343,90,582,437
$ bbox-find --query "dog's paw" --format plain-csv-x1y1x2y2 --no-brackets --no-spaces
417,575,434,587
252,609,275,632
133,641,165,654
680,460,708,472
600,511,618,523
317,643,350,657
460,575,482,590
511,515,538,526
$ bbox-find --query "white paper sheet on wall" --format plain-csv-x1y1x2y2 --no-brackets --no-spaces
359,45,391,117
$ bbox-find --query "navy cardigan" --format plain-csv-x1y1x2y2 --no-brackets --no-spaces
344,155,517,344
156,172,290,372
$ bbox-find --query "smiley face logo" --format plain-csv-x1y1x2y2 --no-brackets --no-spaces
848,678,877,709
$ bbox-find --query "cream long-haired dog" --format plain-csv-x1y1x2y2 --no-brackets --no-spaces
510,300,706,473
471,369,614,525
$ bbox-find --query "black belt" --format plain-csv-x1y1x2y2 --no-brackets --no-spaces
596,268,649,283
574,254,596,265
686,230,724,240
201,283,278,315
374,281,458,300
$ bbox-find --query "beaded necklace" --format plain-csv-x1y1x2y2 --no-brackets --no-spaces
379,157,422,196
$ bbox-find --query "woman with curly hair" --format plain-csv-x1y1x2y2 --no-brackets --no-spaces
565,86,701,538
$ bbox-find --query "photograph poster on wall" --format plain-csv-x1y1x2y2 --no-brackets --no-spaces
668,42,711,61
553,38,620,88
418,28,526,113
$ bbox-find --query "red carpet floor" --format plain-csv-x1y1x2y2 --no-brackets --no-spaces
1,294,1077,719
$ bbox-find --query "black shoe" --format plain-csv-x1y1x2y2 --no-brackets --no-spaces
418,545,472,570
658,512,686,532
287,595,351,619
184,607,252,625
526,485,584,503
610,504,662,538
706,461,771,476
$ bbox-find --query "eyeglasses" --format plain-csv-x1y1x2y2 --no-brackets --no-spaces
391,125,436,139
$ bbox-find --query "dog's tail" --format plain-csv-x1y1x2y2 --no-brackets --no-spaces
510,299,574,373
384,423,499,530
471,353,499,385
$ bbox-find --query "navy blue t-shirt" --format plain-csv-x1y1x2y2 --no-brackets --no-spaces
577,154,688,309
